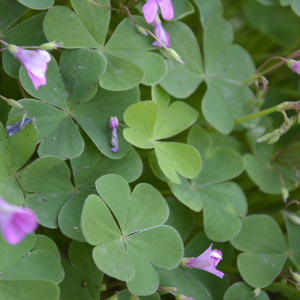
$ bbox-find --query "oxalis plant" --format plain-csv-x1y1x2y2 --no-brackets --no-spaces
2,0,300,300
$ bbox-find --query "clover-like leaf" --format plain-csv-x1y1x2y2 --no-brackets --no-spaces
224,282,270,300
117,289,160,300
31,235,60,258
81,174,183,296
167,125,247,242
17,0,53,10
0,115,37,205
194,0,223,26
231,215,288,288
124,100,200,184
2,13,47,78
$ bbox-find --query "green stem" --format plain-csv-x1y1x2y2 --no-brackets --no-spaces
234,105,280,125
288,291,300,300
92,1,119,11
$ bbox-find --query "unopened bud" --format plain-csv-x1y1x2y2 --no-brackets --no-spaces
100,284,106,291
289,214,300,225
279,278,287,287
268,135,280,144
109,295,118,300
257,132,273,143
293,272,300,283
287,59,300,76
83,0,93,2
252,288,261,297
40,42,63,50
136,25,148,36
167,48,183,64
6,99,23,109
160,287,179,294
130,295,140,300
281,187,289,202
176,295,194,300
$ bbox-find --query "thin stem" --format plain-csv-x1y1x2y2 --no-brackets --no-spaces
234,105,279,125
0,94,8,102
158,286,176,296
284,200,300,218
255,56,288,74
106,281,127,291
123,6,170,52
275,165,286,189
92,1,119,11
0,47,7,52
0,39,8,46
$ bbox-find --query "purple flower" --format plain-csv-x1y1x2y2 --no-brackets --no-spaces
287,59,300,76
143,0,174,24
109,116,119,153
0,197,38,245
153,18,171,48
181,244,224,278
8,44,51,91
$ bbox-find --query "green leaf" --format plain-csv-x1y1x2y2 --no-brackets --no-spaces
69,241,103,300
71,129,142,189
70,0,110,46
31,235,60,258
60,49,107,108
224,282,270,300
117,289,160,300
148,150,169,182
44,6,99,48
2,13,47,78
0,250,64,283
0,280,59,300
0,0,27,35
194,0,223,26
59,261,94,300
95,174,169,234
159,22,203,98
72,86,139,159
17,0,53,10
164,197,194,242
99,52,144,91
157,267,213,300
0,233,35,273
81,194,121,245
126,243,159,296
155,142,201,184
231,215,288,288
202,78,256,135
172,0,195,20
244,153,296,194
127,225,183,269
204,15,255,81
123,101,157,149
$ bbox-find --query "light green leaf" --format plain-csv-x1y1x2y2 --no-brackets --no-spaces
31,235,60,258
224,282,270,300
69,241,103,300
44,6,99,48
99,52,144,91
17,0,53,10
72,86,139,159
0,0,27,34
0,280,59,300
0,250,64,283
117,289,160,300
159,22,203,98
194,0,223,26
148,150,169,182
70,0,110,46
172,0,195,20
231,215,288,288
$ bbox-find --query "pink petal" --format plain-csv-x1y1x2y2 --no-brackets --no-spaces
143,0,159,24
2,221,26,245
12,210,38,234
27,70,47,90
157,0,174,20
153,20,171,48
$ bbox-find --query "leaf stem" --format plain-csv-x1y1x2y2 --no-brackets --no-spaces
0,39,8,46
234,105,280,125
0,94,8,102
92,1,119,11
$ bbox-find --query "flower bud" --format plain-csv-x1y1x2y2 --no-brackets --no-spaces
293,272,300,283
287,59,300,76
281,187,289,202
289,214,300,225
268,135,280,144
100,284,106,291
40,42,63,50
136,25,148,36
257,132,273,143
252,288,261,297
175,295,194,300
130,295,140,300
6,99,23,109
109,295,118,300
167,48,183,64
160,287,179,294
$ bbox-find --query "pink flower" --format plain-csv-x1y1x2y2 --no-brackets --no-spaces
153,18,171,48
181,244,224,278
8,44,51,91
143,0,174,24
109,116,119,153
0,197,38,245
287,59,300,76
